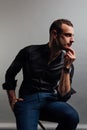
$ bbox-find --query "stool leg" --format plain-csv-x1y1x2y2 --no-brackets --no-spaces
38,121,46,130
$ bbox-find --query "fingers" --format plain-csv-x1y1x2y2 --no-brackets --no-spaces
66,47,75,54
11,98,24,110
66,51,76,61
64,48,76,68
65,47,76,59
17,98,24,101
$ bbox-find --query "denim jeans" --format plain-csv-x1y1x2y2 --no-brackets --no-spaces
14,92,79,130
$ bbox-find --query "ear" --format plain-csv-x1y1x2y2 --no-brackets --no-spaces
51,29,57,39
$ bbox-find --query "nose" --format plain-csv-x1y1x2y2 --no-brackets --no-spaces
70,36,75,43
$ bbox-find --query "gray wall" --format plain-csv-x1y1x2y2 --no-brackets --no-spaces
0,0,87,124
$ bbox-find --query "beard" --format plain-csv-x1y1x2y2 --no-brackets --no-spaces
52,38,66,51
55,38,72,51
52,38,60,50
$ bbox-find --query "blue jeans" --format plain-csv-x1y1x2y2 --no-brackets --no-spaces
14,92,79,130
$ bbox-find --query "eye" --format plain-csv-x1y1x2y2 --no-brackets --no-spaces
63,33,73,37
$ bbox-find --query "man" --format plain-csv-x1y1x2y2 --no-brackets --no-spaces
3,19,79,130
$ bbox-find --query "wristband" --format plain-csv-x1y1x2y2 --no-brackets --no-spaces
63,67,70,73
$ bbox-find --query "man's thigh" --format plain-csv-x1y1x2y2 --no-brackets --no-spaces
14,95,40,130
40,101,74,122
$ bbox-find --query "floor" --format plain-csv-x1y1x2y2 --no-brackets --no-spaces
0,122,86,130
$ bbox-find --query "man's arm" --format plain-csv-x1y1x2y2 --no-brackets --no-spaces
58,47,76,96
58,69,71,96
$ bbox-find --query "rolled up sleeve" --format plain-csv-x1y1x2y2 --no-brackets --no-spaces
57,87,76,102
2,49,25,90
2,80,17,90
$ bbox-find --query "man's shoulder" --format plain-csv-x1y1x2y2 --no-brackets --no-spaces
21,44,47,53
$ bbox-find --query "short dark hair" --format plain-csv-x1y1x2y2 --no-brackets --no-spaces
49,19,73,35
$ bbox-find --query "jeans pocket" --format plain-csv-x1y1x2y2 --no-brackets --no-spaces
13,100,24,114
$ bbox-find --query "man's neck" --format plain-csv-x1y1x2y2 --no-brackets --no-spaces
48,42,61,58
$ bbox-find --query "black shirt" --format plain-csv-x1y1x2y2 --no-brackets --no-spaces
3,43,74,98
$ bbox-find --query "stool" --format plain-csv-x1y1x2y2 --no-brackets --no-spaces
39,121,46,130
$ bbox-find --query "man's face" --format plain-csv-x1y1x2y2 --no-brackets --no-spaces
57,23,74,51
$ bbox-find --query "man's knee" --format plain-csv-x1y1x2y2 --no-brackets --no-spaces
65,109,79,127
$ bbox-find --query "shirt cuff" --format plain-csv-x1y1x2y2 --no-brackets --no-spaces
57,88,76,102
2,80,17,90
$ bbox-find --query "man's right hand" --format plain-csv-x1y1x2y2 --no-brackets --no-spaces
10,97,23,110
7,90,23,110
